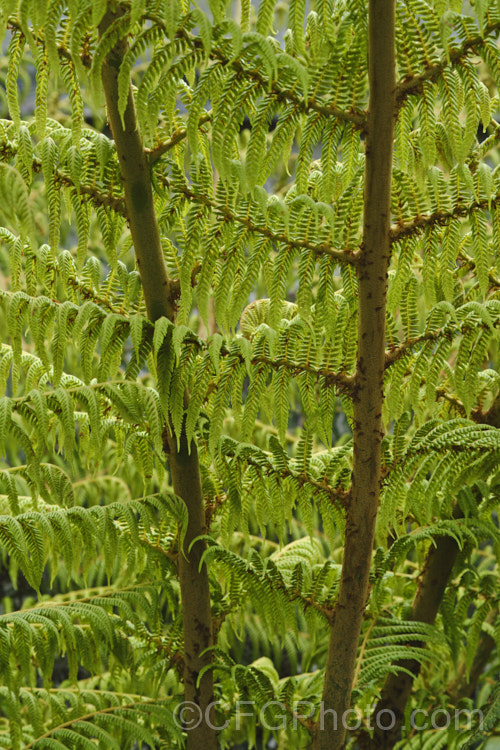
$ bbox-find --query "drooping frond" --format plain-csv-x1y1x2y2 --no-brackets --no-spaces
0,0,499,747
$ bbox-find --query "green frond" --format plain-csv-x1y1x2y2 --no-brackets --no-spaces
0,2,500,747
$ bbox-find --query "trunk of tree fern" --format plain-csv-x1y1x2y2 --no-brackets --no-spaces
99,10,216,749
369,396,500,748
370,532,460,748
313,2,396,748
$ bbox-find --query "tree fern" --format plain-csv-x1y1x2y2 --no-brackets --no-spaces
0,0,499,749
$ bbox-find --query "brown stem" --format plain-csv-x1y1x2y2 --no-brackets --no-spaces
98,12,175,324
370,554,496,747
163,421,216,746
370,514,462,748
395,21,500,105
99,9,216,749
390,191,500,244
369,391,500,748
312,3,396,749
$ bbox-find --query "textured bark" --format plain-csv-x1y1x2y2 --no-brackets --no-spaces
369,398,500,748
99,10,216,749
312,2,396,749
163,424,216,746
370,530,460,748
370,529,496,748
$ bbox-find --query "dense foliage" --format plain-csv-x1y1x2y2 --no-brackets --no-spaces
0,0,499,748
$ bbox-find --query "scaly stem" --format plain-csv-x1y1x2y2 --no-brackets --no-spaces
99,9,216,749
370,531,460,748
313,2,396,748
369,393,500,749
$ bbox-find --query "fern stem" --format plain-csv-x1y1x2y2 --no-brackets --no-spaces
98,17,174,323
172,23,367,129
154,173,358,263
390,192,500,243
146,111,213,164
396,19,500,104
312,2,396,748
370,520,461,748
369,396,500,748
98,9,216,749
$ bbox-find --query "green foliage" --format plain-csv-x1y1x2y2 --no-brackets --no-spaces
0,0,499,748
